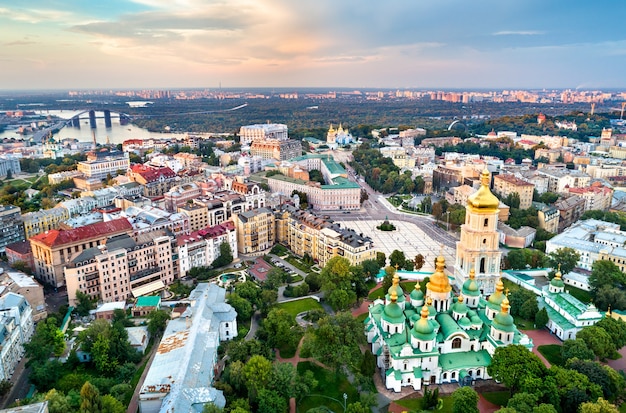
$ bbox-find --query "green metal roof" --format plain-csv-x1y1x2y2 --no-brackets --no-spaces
438,350,491,371
413,366,423,378
136,296,161,307
436,313,467,340
539,297,575,330
546,291,588,318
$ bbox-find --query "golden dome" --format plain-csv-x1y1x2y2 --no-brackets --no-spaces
426,255,452,294
501,293,510,314
467,170,499,211
458,294,465,303
488,278,505,305
329,124,335,132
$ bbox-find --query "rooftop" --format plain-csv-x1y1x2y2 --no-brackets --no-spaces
29,218,132,248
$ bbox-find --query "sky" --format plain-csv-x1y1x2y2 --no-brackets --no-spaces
1,1,626,90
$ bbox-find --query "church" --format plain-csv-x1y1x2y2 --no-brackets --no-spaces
364,169,533,392
326,123,354,149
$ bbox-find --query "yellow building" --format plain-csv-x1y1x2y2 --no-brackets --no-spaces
22,208,70,239
493,174,534,210
178,203,209,232
454,170,502,295
235,208,275,254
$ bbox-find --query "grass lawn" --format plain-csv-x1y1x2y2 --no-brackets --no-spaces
502,279,521,293
355,313,368,323
514,315,537,330
620,402,626,413
296,361,359,413
278,331,304,358
368,281,418,300
566,285,592,303
290,275,303,283
276,298,323,319
538,344,564,366
482,391,510,407
394,394,453,413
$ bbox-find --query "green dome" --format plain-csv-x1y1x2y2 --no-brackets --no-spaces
452,301,468,315
410,288,424,301
493,312,516,332
462,279,480,297
550,277,565,288
383,302,405,324
458,317,471,328
413,318,434,335
488,278,505,306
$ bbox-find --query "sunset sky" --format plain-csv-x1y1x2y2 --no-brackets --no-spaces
1,1,625,90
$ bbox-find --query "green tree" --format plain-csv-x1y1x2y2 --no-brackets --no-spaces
589,260,626,295
508,288,535,317
546,247,580,276
257,388,287,413
577,326,617,360
308,312,365,369
211,242,233,269
228,293,253,322
389,249,406,269
578,397,619,413
452,386,479,413
147,309,170,337
506,392,538,413
202,404,224,413
79,381,102,413
24,317,66,363
594,286,626,312
535,308,549,328
533,404,558,413
75,290,96,317
567,359,616,400
242,355,273,400
504,192,521,209
519,298,539,321
45,389,72,413
235,281,261,304
595,317,626,349
561,339,595,362
488,345,546,396
376,251,387,268
100,395,125,413
261,308,298,349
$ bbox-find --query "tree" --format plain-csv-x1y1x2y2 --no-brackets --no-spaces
594,286,626,312
242,355,272,400
257,388,287,413
579,397,619,413
561,339,595,362
533,405,558,413
546,247,580,276
211,242,234,269
519,298,539,321
262,308,298,349
376,251,386,268
235,281,261,304
504,192,521,209
535,308,549,328
508,288,535,317
308,312,365,369
202,404,224,413
595,317,626,349
432,202,443,220
75,290,96,317
452,386,479,413
361,259,381,280
389,249,406,269
45,389,72,413
228,293,253,322
24,317,66,363
589,260,626,295
5,169,12,180
79,381,102,413
414,254,425,270
577,326,617,360
147,309,170,337
488,345,546,396
567,359,615,400
100,395,125,413
506,392,538,413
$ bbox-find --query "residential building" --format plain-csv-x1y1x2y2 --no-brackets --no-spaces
379,147,416,169
421,137,462,147
274,205,375,267
77,149,130,180
566,182,613,212
164,182,202,212
454,170,502,295
5,241,34,272
0,206,25,254
497,223,536,248
138,283,236,413
0,293,34,381
554,195,586,232
493,174,534,210
121,205,190,237
128,164,177,197
48,170,83,185
445,185,476,206
537,206,560,233
0,156,20,178
178,203,209,232
29,218,134,287
227,179,266,210
365,260,532,392
132,296,161,317
127,326,150,354
235,208,275,254
80,187,119,208
177,222,238,277
399,128,426,146
250,139,302,161
536,168,591,193
239,123,288,145
22,208,70,239
65,231,175,305
56,197,97,218
0,270,46,322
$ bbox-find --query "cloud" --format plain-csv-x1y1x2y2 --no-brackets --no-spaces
0,7,75,24
492,30,545,36
4,40,36,46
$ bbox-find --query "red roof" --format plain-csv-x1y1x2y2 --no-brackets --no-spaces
6,240,31,255
132,165,176,183
177,221,236,247
30,218,133,248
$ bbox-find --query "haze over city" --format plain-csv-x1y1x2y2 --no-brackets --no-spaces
1,0,626,90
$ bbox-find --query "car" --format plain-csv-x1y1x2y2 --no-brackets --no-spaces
343,211,351,214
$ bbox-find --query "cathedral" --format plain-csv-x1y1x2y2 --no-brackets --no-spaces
364,258,533,392
364,169,532,392
326,123,354,149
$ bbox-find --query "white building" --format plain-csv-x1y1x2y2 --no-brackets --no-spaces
138,283,237,413
177,222,238,278
0,293,34,381
239,123,288,145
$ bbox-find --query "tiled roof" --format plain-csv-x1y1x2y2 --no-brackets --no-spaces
30,218,132,247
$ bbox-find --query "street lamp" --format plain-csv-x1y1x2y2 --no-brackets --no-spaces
343,393,348,412
446,211,450,231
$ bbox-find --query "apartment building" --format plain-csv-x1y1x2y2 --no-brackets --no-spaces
21,208,69,239
554,195,586,232
65,231,175,306
537,205,560,233
0,293,34,381
274,205,375,267
128,164,177,197
29,218,134,287
227,180,266,210
239,123,288,145
77,149,130,180
536,168,591,193
493,174,535,209
0,206,25,254
178,203,209,232
177,222,237,277
164,182,202,212
445,185,476,206
566,182,613,212
250,139,302,161
0,270,46,322
235,208,275,254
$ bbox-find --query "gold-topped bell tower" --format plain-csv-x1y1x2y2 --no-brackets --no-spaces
454,169,502,295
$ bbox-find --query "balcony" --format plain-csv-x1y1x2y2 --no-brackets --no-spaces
130,266,160,282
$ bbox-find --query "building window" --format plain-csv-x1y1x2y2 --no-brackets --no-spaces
452,338,461,349
484,218,488,227
480,258,486,273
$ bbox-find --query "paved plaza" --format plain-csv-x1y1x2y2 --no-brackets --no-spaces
339,219,456,273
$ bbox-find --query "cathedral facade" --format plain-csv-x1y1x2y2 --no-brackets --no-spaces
326,124,354,149
364,255,532,392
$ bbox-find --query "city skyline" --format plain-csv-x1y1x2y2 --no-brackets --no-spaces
1,1,626,90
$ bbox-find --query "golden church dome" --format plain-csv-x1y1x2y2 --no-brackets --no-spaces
426,255,452,294
467,170,499,211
